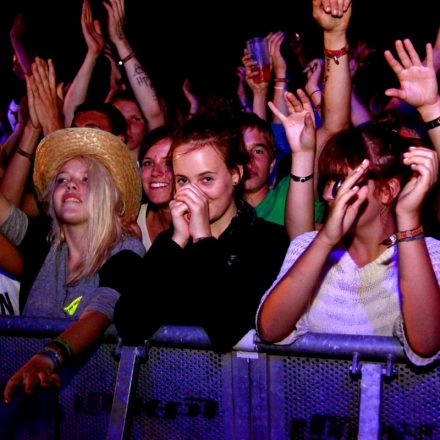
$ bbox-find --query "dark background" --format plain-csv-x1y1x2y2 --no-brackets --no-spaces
0,0,439,115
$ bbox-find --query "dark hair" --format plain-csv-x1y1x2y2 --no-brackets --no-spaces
138,126,176,163
318,121,421,198
169,115,249,193
73,102,127,140
236,112,275,159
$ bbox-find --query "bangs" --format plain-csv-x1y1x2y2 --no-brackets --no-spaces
318,130,368,196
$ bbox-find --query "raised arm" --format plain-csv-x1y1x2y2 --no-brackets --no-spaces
105,0,165,129
242,50,269,120
9,13,33,76
384,39,440,156
269,90,316,238
313,0,352,154
304,58,324,117
63,0,105,127
268,32,289,123
0,73,41,207
395,147,440,357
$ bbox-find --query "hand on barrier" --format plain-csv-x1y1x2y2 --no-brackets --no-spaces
4,353,61,404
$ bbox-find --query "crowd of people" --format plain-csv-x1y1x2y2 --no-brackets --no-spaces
0,0,440,403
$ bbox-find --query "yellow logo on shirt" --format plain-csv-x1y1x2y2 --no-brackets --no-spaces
63,296,83,316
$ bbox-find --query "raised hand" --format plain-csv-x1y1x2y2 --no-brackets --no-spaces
29,58,64,135
242,50,270,94
4,354,61,404
104,0,126,45
319,159,370,246
267,32,287,78
268,90,316,154
384,39,438,110
313,0,352,30
81,0,104,57
318,0,352,19
396,147,438,224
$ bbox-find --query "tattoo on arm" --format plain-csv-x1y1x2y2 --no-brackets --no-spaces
322,57,330,91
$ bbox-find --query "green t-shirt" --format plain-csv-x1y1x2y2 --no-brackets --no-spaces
255,176,326,226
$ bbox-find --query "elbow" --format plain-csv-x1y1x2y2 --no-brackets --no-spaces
257,315,293,345
407,334,440,359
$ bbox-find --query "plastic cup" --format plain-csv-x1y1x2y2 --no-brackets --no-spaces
246,37,271,83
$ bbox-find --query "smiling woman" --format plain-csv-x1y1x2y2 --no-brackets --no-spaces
114,115,290,352
0,127,145,403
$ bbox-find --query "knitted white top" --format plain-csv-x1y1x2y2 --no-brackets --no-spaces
257,231,440,366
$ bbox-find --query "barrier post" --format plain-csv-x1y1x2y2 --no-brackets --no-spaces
358,363,383,440
106,340,148,440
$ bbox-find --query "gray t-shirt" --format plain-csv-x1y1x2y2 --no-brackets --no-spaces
23,236,145,321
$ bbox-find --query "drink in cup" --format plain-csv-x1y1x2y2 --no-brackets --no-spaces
246,37,271,83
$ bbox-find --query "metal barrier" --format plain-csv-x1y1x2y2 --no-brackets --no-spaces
0,316,439,440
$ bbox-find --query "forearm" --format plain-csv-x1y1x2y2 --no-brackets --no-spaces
417,96,440,158
397,235,440,357
63,52,99,127
252,91,268,120
0,123,40,205
285,151,315,239
57,311,111,356
272,64,288,123
258,232,333,342
114,39,165,129
0,123,25,164
318,30,351,152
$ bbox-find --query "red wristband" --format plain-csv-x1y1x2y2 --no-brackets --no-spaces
324,44,350,65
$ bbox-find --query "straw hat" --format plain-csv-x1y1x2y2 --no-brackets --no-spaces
33,127,141,220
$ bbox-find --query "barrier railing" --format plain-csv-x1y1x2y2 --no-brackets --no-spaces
0,316,438,440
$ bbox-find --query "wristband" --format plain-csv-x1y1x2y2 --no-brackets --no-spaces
37,348,62,370
310,89,322,97
15,147,34,160
396,226,424,242
324,45,350,65
290,172,313,183
274,78,289,83
424,116,440,131
274,86,287,90
117,51,135,66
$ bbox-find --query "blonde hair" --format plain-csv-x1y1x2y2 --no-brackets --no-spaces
44,155,124,285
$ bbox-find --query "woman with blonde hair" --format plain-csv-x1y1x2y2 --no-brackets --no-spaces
2,127,145,403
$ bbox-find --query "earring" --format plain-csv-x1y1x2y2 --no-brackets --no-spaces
233,181,238,186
